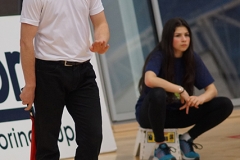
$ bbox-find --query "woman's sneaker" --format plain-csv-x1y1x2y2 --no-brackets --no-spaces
179,135,203,160
153,143,176,160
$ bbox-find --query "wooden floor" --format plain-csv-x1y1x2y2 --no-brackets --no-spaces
63,108,240,160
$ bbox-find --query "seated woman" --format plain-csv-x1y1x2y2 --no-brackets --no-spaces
135,17,233,160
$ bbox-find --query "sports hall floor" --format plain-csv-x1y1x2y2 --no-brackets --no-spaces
63,108,240,160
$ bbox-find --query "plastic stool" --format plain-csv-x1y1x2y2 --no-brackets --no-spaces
133,127,182,160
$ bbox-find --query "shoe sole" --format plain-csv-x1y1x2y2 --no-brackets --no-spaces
182,155,199,160
152,157,176,160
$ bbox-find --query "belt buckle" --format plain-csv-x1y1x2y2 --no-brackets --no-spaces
64,61,72,66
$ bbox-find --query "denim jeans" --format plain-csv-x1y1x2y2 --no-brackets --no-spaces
34,59,102,160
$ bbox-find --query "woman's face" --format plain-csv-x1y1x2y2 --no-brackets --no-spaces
172,26,190,57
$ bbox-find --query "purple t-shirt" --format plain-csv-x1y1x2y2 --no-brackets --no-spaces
135,50,214,115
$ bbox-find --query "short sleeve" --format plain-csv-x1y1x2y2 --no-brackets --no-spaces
89,0,104,15
145,51,163,76
194,53,214,89
20,0,43,26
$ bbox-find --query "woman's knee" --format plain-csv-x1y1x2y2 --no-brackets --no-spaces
149,87,166,100
215,97,233,116
145,87,167,108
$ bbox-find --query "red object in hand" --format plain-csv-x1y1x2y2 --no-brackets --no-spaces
30,109,36,160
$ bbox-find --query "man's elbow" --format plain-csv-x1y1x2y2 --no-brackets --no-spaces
20,38,27,49
20,38,32,51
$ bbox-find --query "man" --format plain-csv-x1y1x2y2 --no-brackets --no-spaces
19,0,110,159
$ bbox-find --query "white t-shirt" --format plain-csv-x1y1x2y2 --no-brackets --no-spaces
20,0,104,62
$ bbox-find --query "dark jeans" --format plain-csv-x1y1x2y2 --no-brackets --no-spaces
138,88,233,142
34,59,102,160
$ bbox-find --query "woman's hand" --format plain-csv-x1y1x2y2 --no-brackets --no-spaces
179,90,190,114
187,96,205,108
179,95,205,114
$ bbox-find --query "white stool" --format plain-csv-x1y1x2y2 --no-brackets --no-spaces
133,127,182,160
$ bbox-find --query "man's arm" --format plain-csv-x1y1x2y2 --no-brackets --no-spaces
90,11,110,54
20,23,38,111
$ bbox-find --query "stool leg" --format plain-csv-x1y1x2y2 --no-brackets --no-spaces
141,130,155,160
133,129,141,156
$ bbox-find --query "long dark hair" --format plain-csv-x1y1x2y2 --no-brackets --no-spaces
138,17,195,98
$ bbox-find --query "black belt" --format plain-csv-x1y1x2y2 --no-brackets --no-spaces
59,60,90,66
36,59,90,66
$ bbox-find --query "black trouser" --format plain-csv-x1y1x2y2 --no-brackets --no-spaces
138,88,233,142
34,59,102,160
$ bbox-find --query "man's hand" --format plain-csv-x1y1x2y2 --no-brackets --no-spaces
20,86,35,111
90,11,110,54
90,40,109,54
